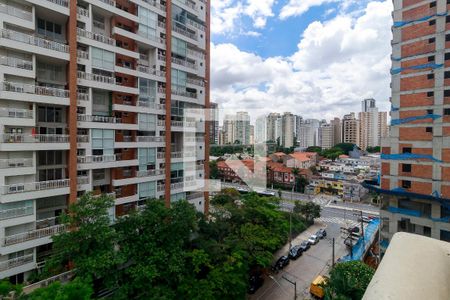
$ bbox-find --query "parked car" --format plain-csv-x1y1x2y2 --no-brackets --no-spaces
272,255,290,272
316,229,327,239
248,274,264,294
299,240,311,252
288,245,303,260
349,226,360,233
308,235,320,245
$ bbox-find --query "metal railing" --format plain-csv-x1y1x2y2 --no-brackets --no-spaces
77,114,121,123
1,29,69,52
0,254,34,272
137,32,165,44
46,0,68,7
2,179,70,195
77,6,89,17
22,270,74,294
186,18,205,32
3,224,67,246
140,0,166,12
77,155,118,164
77,27,115,45
0,107,33,119
98,0,115,6
186,77,204,87
157,151,196,159
172,88,197,99
77,71,116,85
172,23,197,40
0,158,33,169
0,206,33,220
77,49,89,59
171,56,197,69
0,81,69,97
137,100,165,110
1,134,69,143
0,56,33,70
137,136,165,143
0,3,32,20
77,92,89,101
157,120,196,128
77,135,89,143
136,169,165,177
137,65,166,77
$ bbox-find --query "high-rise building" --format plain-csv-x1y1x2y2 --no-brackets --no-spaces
319,122,334,149
266,112,281,143
281,112,295,148
298,119,320,148
0,0,209,281
223,115,236,144
210,102,219,145
255,115,267,143
222,112,251,144
342,113,360,146
330,117,342,145
375,0,450,244
358,98,388,150
294,114,303,144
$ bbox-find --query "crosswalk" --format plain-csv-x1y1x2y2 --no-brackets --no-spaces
316,216,360,228
312,197,331,206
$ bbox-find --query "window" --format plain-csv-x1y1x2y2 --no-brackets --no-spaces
138,7,157,40
138,78,156,103
37,62,65,83
38,106,63,123
37,18,63,41
138,113,156,131
92,47,114,71
447,34,450,41
138,181,156,199
402,147,412,154
92,129,114,155
402,180,412,189
92,90,110,116
445,90,450,97
446,53,450,61
427,109,433,114
38,151,63,166
428,56,435,62
402,164,412,173
172,4,187,25
429,19,436,26
171,68,187,88
426,127,433,133
430,1,436,8
444,108,450,115
446,71,450,79
427,91,434,97
138,148,156,169
93,169,106,181
172,37,187,57
427,73,434,80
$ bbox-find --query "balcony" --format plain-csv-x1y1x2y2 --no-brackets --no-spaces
76,135,89,143
187,48,205,60
77,155,118,164
137,100,165,110
77,27,115,46
172,22,197,41
186,77,204,87
136,136,165,143
157,120,197,128
172,57,197,70
2,223,67,246
172,88,197,99
77,6,89,17
157,151,196,159
137,65,166,78
0,3,32,21
174,0,196,10
0,82,69,98
0,206,34,220
186,19,205,32
1,29,69,53
157,180,197,192
77,49,89,60
77,114,121,124
139,0,166,13
136,169,165,178
77,176,89,185
77,71,116,85
0,107,33,119
0,254,34,272
1,179,70,195
0,158,33,169
0,56,33,70
46,0,69,7
1,134,69,144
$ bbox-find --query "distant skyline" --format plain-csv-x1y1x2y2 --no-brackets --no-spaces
210,0,393,120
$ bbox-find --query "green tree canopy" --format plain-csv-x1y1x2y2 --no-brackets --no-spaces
325,261,375,300
294,201,321,223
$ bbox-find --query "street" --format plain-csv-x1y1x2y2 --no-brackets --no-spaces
218,183,381,299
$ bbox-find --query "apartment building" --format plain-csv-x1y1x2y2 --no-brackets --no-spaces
0,0,209,282
298,118,320,148
319,122,334,149
330,117,342,145
342,113,359,146
375,0,450,244
281,112,295,148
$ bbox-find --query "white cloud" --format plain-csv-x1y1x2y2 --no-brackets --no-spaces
211,0,276,35
279,0,370,20
211,1,393,121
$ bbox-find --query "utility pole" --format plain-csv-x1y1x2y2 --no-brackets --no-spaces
332,237,335,268
289,185,294,250
282,275,297,300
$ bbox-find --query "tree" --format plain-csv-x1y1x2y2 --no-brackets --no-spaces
292,168,308,193
366,146,380,153
325,261,375,300
306,146,322,153
294,201,321,223
0,279,22,298
47,193,122,286
334,143,358,155
278,188,282,199
24,277,93,300
209,160,219,179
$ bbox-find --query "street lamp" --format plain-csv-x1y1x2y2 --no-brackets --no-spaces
281,275,297,300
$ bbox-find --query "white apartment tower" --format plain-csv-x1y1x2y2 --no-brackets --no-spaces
298,119,320,148
281,112,295,148
0,0,210,282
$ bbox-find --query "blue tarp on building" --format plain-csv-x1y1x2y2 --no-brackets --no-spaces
340,218,380,262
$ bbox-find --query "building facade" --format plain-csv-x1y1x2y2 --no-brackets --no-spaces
376,0,450,244
210,102,219,145
319,122,334,149
298,118,320,148
255,115,267,143
0,0,209,282
342,113,360,146
281,112,295,148
330,117,342,146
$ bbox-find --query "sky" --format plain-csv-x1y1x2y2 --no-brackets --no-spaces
210,0,394,122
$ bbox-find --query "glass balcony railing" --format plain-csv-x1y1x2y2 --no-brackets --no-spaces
0,81,69,98
0,29,69,53
77,27,115,46
0,254,34,272
136,136,165,143
77,114,121,123
0,158,33,169
0,56,33,70
136,169,165,178
1,134,69,143
0,206,33,220
137,65,166,78
0,107,33,118
0,3,32,20
77,71,116,85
